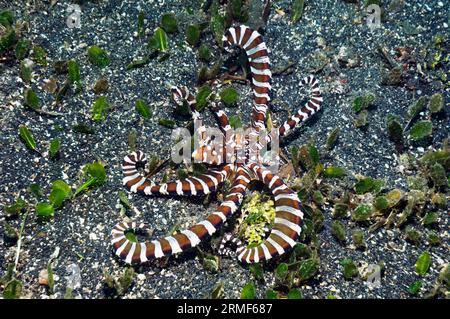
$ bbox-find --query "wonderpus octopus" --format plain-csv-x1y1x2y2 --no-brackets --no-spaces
111,25,323,265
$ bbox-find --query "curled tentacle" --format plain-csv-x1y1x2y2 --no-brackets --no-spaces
112,165,251,264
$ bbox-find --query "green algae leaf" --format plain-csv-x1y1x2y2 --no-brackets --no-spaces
229,115,242,129
340,258,358,279
407,280,422,295
386,114,403,145
47,263,55,293
351,204,373,222
73,123,95,134
428,93,443,113
186,24,201,46
137,10,145,39
198,44,212,61
331,220,346,243
373,196,388,211
20,60,32,83
0,10,14,27
67,60,82,91
291,0,305,23
29,183,43,198
322,166,346,178
220,87,238,106
91,96,109,122
3,279,22,299
410,121,433,141
275,263,289,281
326,127,340,150
422,212,439,226
352,229,366,249
266,289,278,299
32,45,47,66
36,202,55,218
406,96,427,121
288,288,303,299
415,251,431,276
19,125,37,151
298,258,319,281
195,85,212,111
211,281,224,299
210,4,226,46
49,138,60,158
49,180,72,208
135,99,152,119
158,118,175,128
149,27,168,52
0,28,16,54
161,13,177,33
354,177,383,194
240,282,255,299
75,161,107,196
5,198,26,217
15,38,31,60
87,45,110,68
24,89,40,110
249,263,264,281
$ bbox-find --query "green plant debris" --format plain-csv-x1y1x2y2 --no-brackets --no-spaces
428,93,443,113
75,161,107,196
354,109,368,128
410,121,433,141
422,212,439,226
15,38,31,60
326,127,340,150
407,280,422,296
431,193,446,209
32,45,47,66
87,45,110,68
93,78,109,94
20,60,32,83
104,267,135,296
186,24,201,46
73,123,95,134
386,189,403,207
331,220,346,243
47,262,55,294
352,229,366,249
3,222,19,245
373,196,388,211
210,281,225,299
67,60,82,91
202,254,220,273
148,27,168,52
249,264,264,281
332,203,349,219
161,13,177,33
35,202,55,218
291,0,305,23
5,198,26,217
24,89,40,110
430,163,447,187
220,87,238,106
352,93,375,113
405,226,421,244
19,125,38,152
354,177,384,194
0,10,14,27
415,251,431,276
386,114,403,146
340,258,358,279
198,44,211,61
158,118,175,128
49,138,60,158
275,263,288,282
352,204,373,222
91,96,109,122
297,258,320,282
210,1,226,46
288,288,303,299
135,99,152,119
322,166,346,178
229,115,242,129
266,289,278,299
0,28,16,54
137,10,145,39
195,85,212,111
427,231,441,246
29,183,43,198
49,180,72,208
240,282,255,299
406,96,427,121
3,279,22,299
